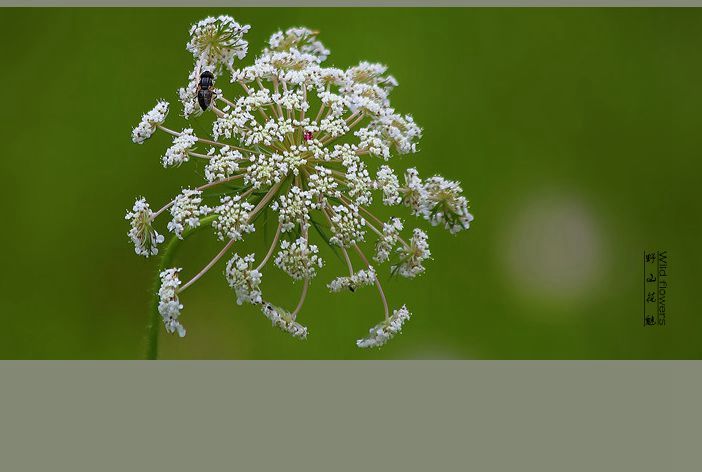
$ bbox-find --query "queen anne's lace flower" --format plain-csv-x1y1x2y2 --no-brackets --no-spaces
163,129,198,168
422,176,474,234
245,153,288,189
327,267,376,293
356,305,410,348
167,188,209,238
187,16,250,74
132,101,168,144
374,218,403,263
267,27,330,62
158,268,186,337
204,146,241,182
274,238,323,280
328,204,366,248
356,127,390,159
375,165,402,206
261,302,308,339
343,155,373,206
307,166,339,203
271,186,314,232
127,15,473,348
373,112,421,155
225,253,263,305
394,228,431,278
213,195,255,241
401,167,426,215
125,198,164,257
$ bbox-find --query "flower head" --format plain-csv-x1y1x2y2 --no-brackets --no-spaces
328,267,376,293
187,16,250,74
328,204,366,248
225,253,263,305
125,198,164,257
357,305,411,348
394,228,431,278
271,186,314,232
261,302,308,339
132,100,168,144
375,165,402,206
267,27,329,62
167,188,210,239
422,176,474,234
375,217,403,263
163,129,198,168
213,195,255,241
158,268,186,337
204,146,242,183
274,238,323,281
401,167,427,215
127,16,473,348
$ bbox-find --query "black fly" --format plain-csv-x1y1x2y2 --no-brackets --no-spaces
196,71,215,111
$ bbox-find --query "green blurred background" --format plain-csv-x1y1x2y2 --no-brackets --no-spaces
0,8,700,359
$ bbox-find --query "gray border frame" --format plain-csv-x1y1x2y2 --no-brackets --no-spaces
1,361,692,470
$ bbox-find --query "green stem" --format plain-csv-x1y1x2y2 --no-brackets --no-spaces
144,214,216,360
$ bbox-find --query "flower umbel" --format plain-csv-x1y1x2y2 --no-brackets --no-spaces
158,268,186,337
128,16,474,349
356,305,411,348
125,197,164,257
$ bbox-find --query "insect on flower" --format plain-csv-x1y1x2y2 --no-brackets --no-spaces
196,70,215,111
127,15,474,350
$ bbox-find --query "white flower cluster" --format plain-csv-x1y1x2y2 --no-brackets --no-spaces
128,15,474,348
167,188,209,239
401,167,427,215
400,168,474,234
163,128,198,168
245,153,288,189
132,101,168,144
394,228,431,278
327,267,376,293
307,166,339,202
328,205,366,248
213,195,255,241
187,16,250,74
343,154,373,206
274,238,323,280
356,305,411,348
423,176,475,234
225,253,263,305
158,268,186,337
125,198,164,257
271,186,314,232
372,113,422,155
268,27,330,62
356,127,390,159
204,146,241,183
374,217,403,263
261,302,308,339
375,165,401,205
